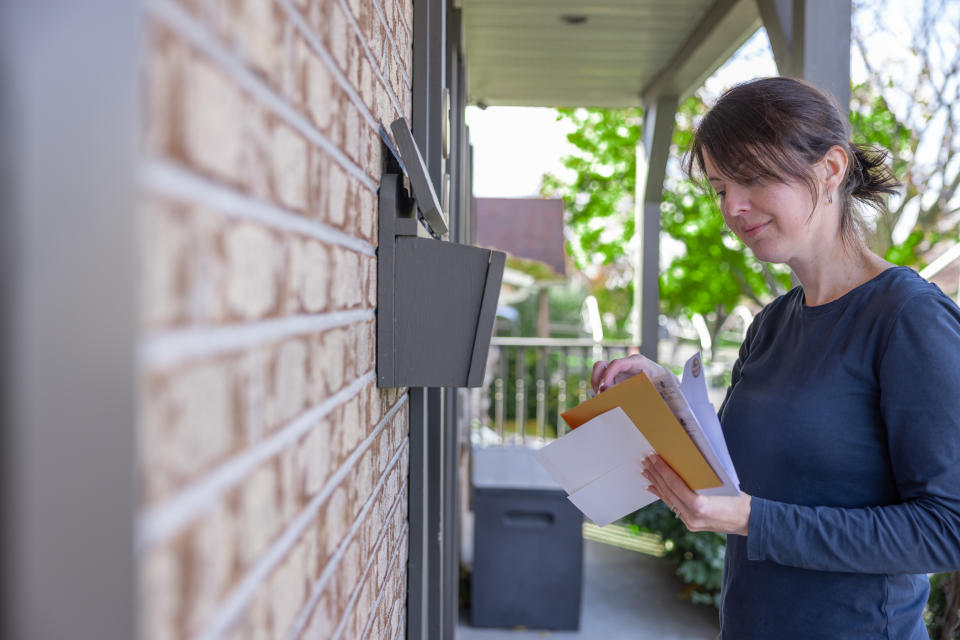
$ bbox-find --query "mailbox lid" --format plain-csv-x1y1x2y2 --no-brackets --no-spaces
472,445,560,491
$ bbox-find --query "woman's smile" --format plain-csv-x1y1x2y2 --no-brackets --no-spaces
741,220,771,238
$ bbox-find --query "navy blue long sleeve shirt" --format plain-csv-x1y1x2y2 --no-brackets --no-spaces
717,266,960,639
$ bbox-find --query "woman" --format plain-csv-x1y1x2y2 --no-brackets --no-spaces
591,77,960,638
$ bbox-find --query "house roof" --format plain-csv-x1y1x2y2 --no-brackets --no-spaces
461,0,761,107
474,197,567,276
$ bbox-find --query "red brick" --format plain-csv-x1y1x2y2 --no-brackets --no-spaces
214,0,287,87
264,338,308,431
140,359,243,501
140,198,193,329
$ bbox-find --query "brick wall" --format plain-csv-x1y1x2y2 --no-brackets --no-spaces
137,0,412,637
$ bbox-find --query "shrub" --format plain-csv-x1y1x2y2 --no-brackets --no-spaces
926,572,960,639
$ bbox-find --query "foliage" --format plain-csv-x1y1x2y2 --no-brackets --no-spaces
852,0,960,266
925,572,960,639
541,108,643,271
540,108,643,337
631,502,726,606
504,255,565,283
847,82,925,262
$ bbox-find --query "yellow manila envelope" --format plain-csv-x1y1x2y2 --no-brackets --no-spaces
560,373,721,491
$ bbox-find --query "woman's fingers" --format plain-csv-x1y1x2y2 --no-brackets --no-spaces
592,355,668,394
600,355,663,390
642,455,752,535
590,361,609,393
597,357,640,390
643,455,694,514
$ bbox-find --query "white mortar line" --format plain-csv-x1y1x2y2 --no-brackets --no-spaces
313,480,409,640
330,479,409,640
136,370,385,551
392,0,413,43
140,158,377,256
276,0,396,133
201,430,411,640
370,0,412,90
145,0,378,193
333,0,407,118
287,462,410,640
139,310,374,370
358,521,410,640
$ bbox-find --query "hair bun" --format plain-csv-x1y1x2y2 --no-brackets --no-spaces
849,144,899,205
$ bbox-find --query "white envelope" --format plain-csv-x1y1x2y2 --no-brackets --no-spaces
533,406,658,526
567,460,658,527
679,353,740,493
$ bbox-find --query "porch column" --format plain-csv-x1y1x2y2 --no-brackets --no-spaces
1,1,138,638
635,95,678,362
757,0,852,112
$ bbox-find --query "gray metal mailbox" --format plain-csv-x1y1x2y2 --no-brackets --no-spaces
377,118,506,388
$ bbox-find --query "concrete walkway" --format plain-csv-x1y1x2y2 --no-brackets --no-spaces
458,539,720,640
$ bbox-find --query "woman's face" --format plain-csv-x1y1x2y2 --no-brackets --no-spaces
703,152,828,265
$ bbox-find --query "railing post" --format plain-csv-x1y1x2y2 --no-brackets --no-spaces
494,377,504,440
557,347,568,437
515,346,526,443
487,337,635,444
579,346,589,405
536,346,547,441
497,346,507,440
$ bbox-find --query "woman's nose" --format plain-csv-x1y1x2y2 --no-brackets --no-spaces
722,185,750,217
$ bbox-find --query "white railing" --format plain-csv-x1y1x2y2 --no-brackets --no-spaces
469,337,636,446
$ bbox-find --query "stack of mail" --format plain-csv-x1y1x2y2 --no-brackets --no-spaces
533,353,739,527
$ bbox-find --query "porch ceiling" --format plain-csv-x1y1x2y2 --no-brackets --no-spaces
461,0,762,108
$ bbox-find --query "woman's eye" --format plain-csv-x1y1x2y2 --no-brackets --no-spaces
716,190,726,199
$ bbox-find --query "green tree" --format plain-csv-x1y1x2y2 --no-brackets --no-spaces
540,108,643,338
853,0,960,272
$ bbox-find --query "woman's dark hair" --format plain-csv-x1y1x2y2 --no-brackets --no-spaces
685,77,901,247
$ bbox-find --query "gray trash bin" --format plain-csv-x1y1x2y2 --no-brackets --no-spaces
470,445,583,630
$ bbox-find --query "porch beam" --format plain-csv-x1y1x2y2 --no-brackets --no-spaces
755,0,793,73
641,0,760,104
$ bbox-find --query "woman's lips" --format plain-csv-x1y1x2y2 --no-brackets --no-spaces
742,221,770,238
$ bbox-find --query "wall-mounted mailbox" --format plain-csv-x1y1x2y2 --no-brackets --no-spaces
377,118,505,388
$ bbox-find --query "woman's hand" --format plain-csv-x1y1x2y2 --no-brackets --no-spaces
642,454,752,536
590,354,668,394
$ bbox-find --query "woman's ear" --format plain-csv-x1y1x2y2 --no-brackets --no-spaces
821,145,849,197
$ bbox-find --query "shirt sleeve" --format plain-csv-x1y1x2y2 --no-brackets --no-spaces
746,292,960,574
